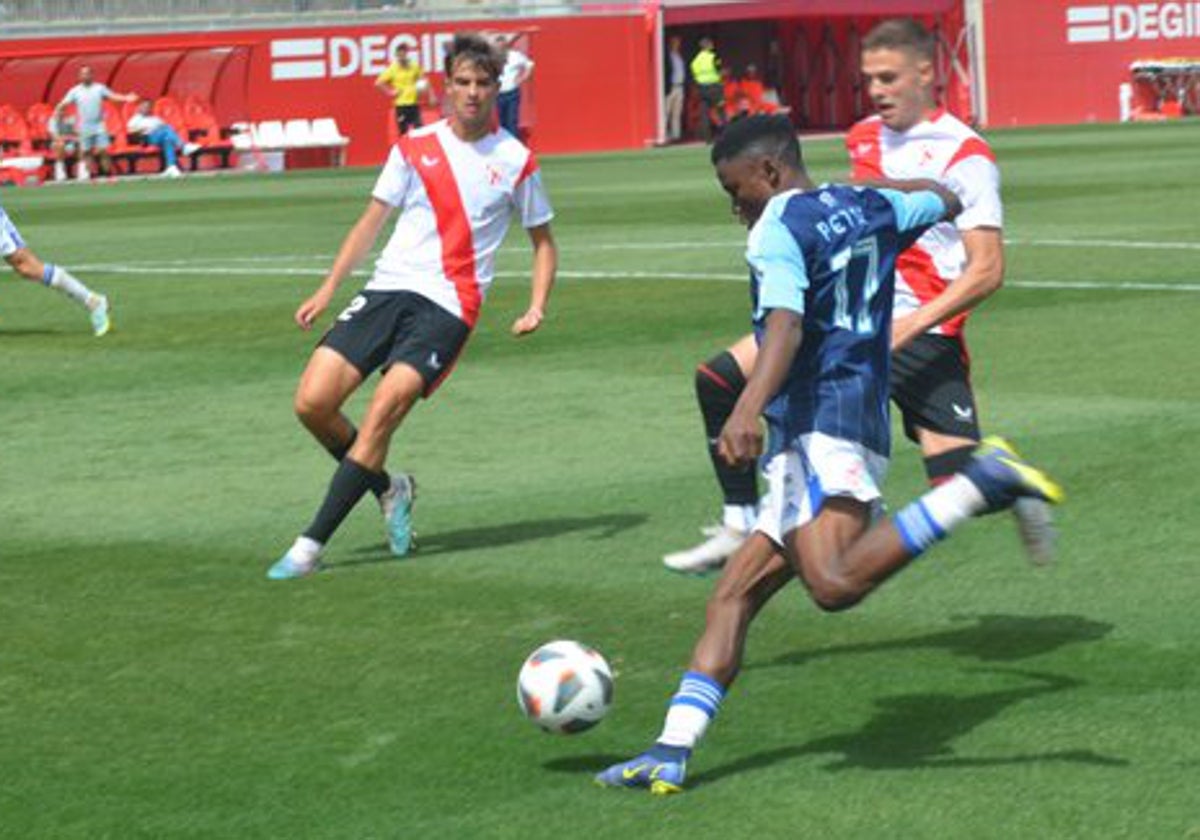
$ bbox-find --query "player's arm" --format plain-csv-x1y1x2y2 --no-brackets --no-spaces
515,55,534,87
718,212,807,467
888,157,1000,349
512,223,556,336
106,89,139,104
719,307,801,467
857,177,961,218
295,198,392,330
892,226,1002,349
374,67,396,99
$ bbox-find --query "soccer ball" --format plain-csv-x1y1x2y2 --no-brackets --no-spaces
516,640,614,734
415,78,430,95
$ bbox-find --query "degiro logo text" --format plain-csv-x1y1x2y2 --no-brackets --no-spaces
1067,2,1200,43
270,32,457,81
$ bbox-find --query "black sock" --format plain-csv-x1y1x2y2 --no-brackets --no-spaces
696,351,758,506
923,444,977,486
322,429,390,498
303,458,383,544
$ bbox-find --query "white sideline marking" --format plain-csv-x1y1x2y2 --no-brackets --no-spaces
1010,238,1200,252
71,262,1200,292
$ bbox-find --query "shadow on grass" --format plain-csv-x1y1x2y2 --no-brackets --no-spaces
690,669,1128,788
331,512,648,569
543,754,630,773
565,616,1124,786
0,328,71,337
757,613,1114,668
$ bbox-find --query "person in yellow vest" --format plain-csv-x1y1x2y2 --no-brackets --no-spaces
375,44,436,136
690,37,725,141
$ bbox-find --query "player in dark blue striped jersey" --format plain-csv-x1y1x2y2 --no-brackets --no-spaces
596,115,1063,796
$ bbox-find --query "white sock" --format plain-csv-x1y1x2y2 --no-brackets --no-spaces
723,504,756,533
44,264,95,308
893,474,986,557
657,671,726,749
54,161,66,180
289,536,324,565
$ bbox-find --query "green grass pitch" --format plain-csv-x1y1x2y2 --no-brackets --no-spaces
1,120,1198,838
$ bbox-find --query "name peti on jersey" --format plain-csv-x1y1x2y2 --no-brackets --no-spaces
369,119,553,327
846,109,1001,337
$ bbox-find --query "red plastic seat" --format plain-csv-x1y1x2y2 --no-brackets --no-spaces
0,105,33,155
152,96,188,137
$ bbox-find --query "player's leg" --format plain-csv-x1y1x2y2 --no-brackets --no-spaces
3,233,110,336
597,534,793,794
52,139,68,182
293,346,365,457
94,133,114,178
894,334,1057,562
153,128,181,175
790,439,1065,611
269,361,423,580
663,333,759,573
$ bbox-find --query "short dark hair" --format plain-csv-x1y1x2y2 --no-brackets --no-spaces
444,32,504,81
710,114,803,170
862,17,936,62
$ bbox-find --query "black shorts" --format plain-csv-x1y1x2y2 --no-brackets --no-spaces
890,333,981,443
395,105,422,134
320,290,469,396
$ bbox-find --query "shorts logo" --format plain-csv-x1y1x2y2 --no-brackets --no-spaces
427,351,443,370
952,403,974,422
420,154,440,168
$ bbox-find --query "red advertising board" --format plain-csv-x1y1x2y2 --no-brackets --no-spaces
982,0,1200,125
0,12,657,166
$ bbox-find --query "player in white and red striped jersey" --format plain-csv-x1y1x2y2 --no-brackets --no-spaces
268,33,557,580
664,17,1055,575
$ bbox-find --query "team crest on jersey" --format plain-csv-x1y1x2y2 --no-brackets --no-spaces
918,144,935,165
485,164,504,186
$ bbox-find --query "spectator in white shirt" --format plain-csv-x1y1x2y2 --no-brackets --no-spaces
496,33,534,138
126,100,197,178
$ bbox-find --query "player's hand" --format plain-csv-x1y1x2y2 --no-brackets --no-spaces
511,307,544,336
718,410,762,468
295,286,334,330
890,313,922,351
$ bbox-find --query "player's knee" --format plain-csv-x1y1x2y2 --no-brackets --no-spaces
293,388,333,427
804,564,864,613
696,351,746,399
706,576,752,621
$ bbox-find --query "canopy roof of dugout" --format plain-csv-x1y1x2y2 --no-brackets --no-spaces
662,0,958,26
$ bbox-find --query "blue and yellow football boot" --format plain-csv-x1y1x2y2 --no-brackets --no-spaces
964,436,1065,514
594,747,688,796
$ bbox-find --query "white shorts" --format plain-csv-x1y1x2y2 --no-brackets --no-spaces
0,209,26,257
755,432,889,546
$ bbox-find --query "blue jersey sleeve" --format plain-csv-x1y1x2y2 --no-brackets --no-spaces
877,188,948,233
748,211,808,315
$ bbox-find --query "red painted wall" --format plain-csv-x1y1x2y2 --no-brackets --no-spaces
0,13,656,165
982,0,1200,125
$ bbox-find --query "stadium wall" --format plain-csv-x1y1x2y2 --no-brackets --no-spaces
0,12,657,166
981,0,1200,125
